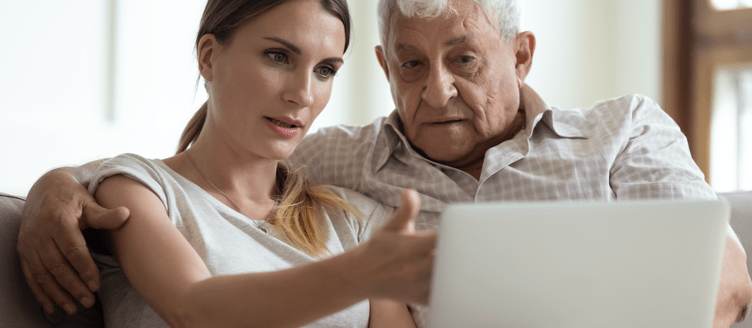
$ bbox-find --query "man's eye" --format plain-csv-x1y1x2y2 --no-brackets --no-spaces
457,56,474,64
267,51,288,64
402,60,420,69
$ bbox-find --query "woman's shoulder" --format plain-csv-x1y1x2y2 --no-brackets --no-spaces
89,153,174,208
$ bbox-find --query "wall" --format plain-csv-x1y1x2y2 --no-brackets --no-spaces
0,0,662,197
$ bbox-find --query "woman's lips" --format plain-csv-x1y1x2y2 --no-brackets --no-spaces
265,117,300,138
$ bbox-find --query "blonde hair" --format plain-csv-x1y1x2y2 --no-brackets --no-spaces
177,104,362,256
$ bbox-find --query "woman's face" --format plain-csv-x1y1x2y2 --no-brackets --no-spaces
199,0,346,160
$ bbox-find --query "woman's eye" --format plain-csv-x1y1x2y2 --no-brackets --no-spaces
267,51,288,64
315,66,337,78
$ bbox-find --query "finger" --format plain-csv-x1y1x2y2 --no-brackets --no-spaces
381,190,421,232
20,258,55,314
52,229,100,298
37,237,96,313
81,200,130,230
25,248,79,315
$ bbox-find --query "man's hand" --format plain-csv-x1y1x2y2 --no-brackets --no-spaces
16,167,129,315
713,235,752,328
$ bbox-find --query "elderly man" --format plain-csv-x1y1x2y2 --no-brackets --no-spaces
17,0,752,326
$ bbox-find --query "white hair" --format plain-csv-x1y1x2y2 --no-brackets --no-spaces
377,0,520,47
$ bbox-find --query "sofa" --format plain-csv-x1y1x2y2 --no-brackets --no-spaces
1,191,751,327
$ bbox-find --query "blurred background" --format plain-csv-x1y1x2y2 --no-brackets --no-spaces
1,0,751,197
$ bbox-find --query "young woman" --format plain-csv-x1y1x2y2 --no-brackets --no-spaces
88,0,435,327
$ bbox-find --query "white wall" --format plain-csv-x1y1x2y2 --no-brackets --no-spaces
521,0,661,109
0,0,662,197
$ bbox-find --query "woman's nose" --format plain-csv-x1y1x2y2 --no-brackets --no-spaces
283,71,314,108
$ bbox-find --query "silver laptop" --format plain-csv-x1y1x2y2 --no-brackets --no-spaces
428,201,729,328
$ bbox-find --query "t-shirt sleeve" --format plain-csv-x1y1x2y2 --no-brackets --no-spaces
327,187,395,244
87,153,171,213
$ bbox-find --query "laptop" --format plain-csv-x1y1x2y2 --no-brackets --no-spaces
428,201,729,328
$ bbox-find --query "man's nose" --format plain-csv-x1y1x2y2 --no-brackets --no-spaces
421,63,457,108
283,71,315,108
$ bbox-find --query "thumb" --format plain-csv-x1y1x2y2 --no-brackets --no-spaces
382,189,421,233
80,200,130,230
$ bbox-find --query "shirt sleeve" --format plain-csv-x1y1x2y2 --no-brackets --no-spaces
288,121,384,191
608,96,743,251
609,95,716,201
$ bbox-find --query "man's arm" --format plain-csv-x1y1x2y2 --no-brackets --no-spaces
609,95,752,326
16,159,129,315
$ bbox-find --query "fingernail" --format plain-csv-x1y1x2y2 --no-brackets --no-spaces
44,304,54,314
88,280,98,291
81,297,94,308
64,304,76,314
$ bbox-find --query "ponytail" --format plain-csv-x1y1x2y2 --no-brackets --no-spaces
177,102,208,154
272,162,362,257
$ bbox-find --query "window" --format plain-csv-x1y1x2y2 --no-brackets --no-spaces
663,0,752,192
710,0,752,10
710,68,752,191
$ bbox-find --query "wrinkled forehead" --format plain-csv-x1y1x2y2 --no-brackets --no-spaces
387,1,500,53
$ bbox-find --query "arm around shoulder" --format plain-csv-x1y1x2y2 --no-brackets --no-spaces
17,158,129,315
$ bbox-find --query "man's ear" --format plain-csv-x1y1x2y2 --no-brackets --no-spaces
198,34,219,82
375,45,391,81
514,31,536,85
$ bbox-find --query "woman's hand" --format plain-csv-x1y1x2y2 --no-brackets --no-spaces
346,190,437,305
16,166,129,314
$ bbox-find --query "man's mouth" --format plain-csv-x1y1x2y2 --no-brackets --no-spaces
430,119,465,125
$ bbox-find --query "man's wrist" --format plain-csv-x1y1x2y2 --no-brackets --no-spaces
71,159,108,188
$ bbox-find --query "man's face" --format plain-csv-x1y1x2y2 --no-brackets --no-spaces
376,0,533,167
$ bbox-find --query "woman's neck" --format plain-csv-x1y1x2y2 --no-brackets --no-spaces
164,127,279,211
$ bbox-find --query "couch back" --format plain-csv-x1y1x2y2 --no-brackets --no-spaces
0,193,103,327
1,191,751,327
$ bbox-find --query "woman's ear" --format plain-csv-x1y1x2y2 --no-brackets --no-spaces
198,34,218,82
514,31,536,85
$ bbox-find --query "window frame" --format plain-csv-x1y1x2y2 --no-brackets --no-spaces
662,0,752,184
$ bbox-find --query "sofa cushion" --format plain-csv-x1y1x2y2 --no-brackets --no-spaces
0,192,104,327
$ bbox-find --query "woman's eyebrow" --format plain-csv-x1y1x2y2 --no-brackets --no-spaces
263,37,301,54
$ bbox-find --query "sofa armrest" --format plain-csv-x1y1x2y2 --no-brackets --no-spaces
0,192,104,327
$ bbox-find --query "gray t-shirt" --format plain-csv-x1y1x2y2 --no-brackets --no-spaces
88,153,394,328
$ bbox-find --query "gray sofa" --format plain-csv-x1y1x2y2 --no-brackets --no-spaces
1,191,751,327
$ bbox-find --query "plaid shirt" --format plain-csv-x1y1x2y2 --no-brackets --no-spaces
289,85,723,326
290,85,716,230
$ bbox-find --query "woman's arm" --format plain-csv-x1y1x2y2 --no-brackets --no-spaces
368,300,416,328
96,175,434,328
17,159,129,315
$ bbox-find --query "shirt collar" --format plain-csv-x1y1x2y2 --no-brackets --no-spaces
376,85,590,171
520,85,590,139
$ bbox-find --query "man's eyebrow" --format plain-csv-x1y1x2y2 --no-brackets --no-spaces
395,43,418,53
445,35,467,47
263,37,301,54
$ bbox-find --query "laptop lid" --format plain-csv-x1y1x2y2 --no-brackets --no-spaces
428,201,729,328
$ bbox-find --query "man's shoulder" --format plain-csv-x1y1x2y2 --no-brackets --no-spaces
551,94,671,131
306,116,388,143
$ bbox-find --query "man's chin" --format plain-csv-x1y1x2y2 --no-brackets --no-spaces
412,143,474,165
